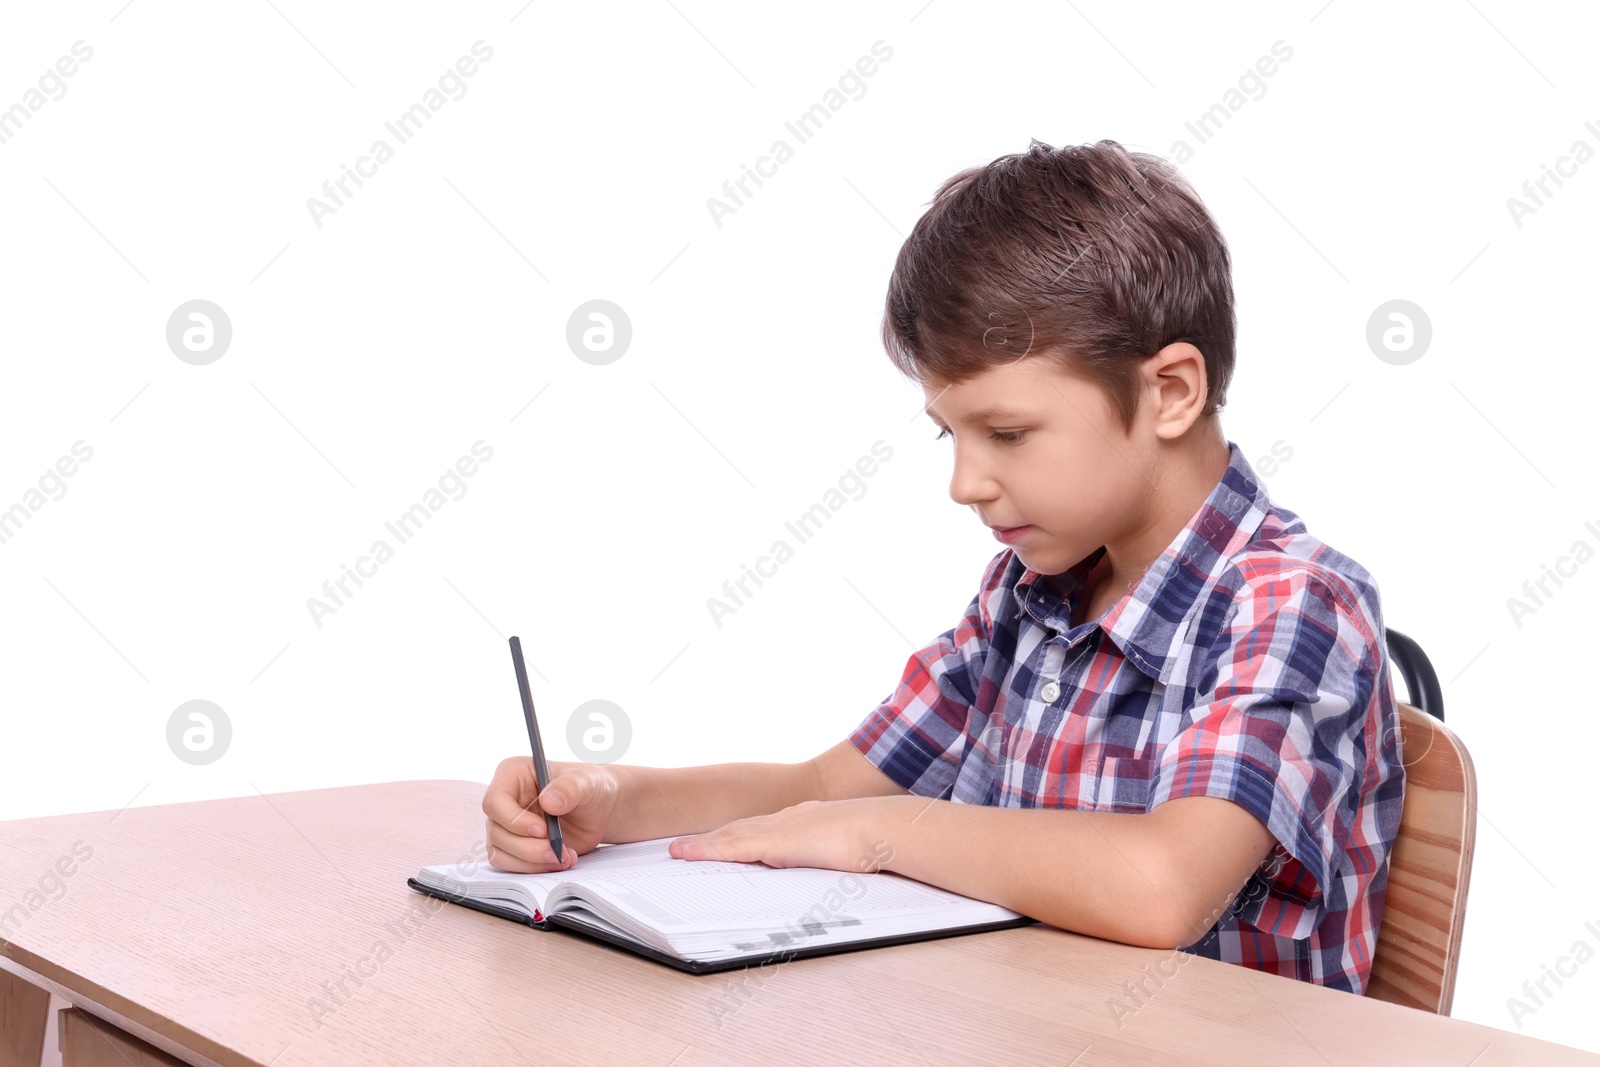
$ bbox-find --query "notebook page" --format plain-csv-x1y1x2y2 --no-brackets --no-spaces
416,836,759,918
578,865,1010,930
559,863,1024,960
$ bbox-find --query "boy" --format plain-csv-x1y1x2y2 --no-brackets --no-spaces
482,138,1404,994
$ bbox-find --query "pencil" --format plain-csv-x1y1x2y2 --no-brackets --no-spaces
508,635,563,862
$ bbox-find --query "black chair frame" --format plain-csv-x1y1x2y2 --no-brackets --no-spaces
1385,627,1444,722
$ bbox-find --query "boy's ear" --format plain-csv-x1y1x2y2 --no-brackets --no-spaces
1143,342,1209,440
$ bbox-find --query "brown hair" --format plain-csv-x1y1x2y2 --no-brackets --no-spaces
882,138,1236,432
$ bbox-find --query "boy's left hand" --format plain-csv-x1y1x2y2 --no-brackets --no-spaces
667,797,889,873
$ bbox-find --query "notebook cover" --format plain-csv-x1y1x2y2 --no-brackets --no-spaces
546,910,1038,974
407,877,550,929
408,876,1036,975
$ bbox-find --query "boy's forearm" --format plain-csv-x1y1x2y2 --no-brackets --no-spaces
866,794,1208,949
601,760,825,843
591,740,906,843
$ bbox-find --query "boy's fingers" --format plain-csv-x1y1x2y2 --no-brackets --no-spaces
540,765,598,816
485,839,545,874
482,782,550,839
482,758,548,828
486,821,554,867
486,821,578,872
538,777,574,814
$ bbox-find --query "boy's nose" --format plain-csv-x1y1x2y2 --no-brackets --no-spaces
949,465,998,508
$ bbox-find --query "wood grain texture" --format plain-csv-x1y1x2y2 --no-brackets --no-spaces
0,967,49,1067
0,778,1585,1067
1367,702,1478,1015
60,1009,186,1067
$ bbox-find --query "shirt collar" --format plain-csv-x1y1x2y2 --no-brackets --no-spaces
1011,440,1273,684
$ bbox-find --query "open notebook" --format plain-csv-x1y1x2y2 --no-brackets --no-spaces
408,837,1034,974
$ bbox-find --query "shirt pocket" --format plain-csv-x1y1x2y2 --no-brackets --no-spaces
1092,755,1157,813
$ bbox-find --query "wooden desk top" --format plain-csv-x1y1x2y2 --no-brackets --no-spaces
0,780,1592,1067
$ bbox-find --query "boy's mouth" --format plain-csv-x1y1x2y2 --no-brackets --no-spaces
990,524,1032,544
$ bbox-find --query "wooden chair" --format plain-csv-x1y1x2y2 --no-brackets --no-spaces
1364,628,1477,1014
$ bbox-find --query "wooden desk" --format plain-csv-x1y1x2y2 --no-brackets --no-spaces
1,780,1594,1066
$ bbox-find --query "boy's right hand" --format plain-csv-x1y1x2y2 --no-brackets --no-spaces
481,757,619,873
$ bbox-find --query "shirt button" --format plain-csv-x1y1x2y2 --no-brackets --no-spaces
1040,681,1061,703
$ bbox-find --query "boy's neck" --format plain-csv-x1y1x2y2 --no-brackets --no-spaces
1088,426,1232,615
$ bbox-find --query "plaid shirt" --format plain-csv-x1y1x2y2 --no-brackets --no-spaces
850,440,1404,993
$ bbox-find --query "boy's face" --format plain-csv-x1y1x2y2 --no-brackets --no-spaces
923,356,1154,576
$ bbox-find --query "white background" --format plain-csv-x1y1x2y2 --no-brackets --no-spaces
2,0,1596,1054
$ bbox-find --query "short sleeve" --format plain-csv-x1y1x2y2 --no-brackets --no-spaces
849,549,1010,799
1145,566,1385,941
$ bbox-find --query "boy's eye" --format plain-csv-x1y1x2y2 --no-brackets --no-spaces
933,428,1027,444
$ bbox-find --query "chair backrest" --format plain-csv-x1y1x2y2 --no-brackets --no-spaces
1365,701,1477,1014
